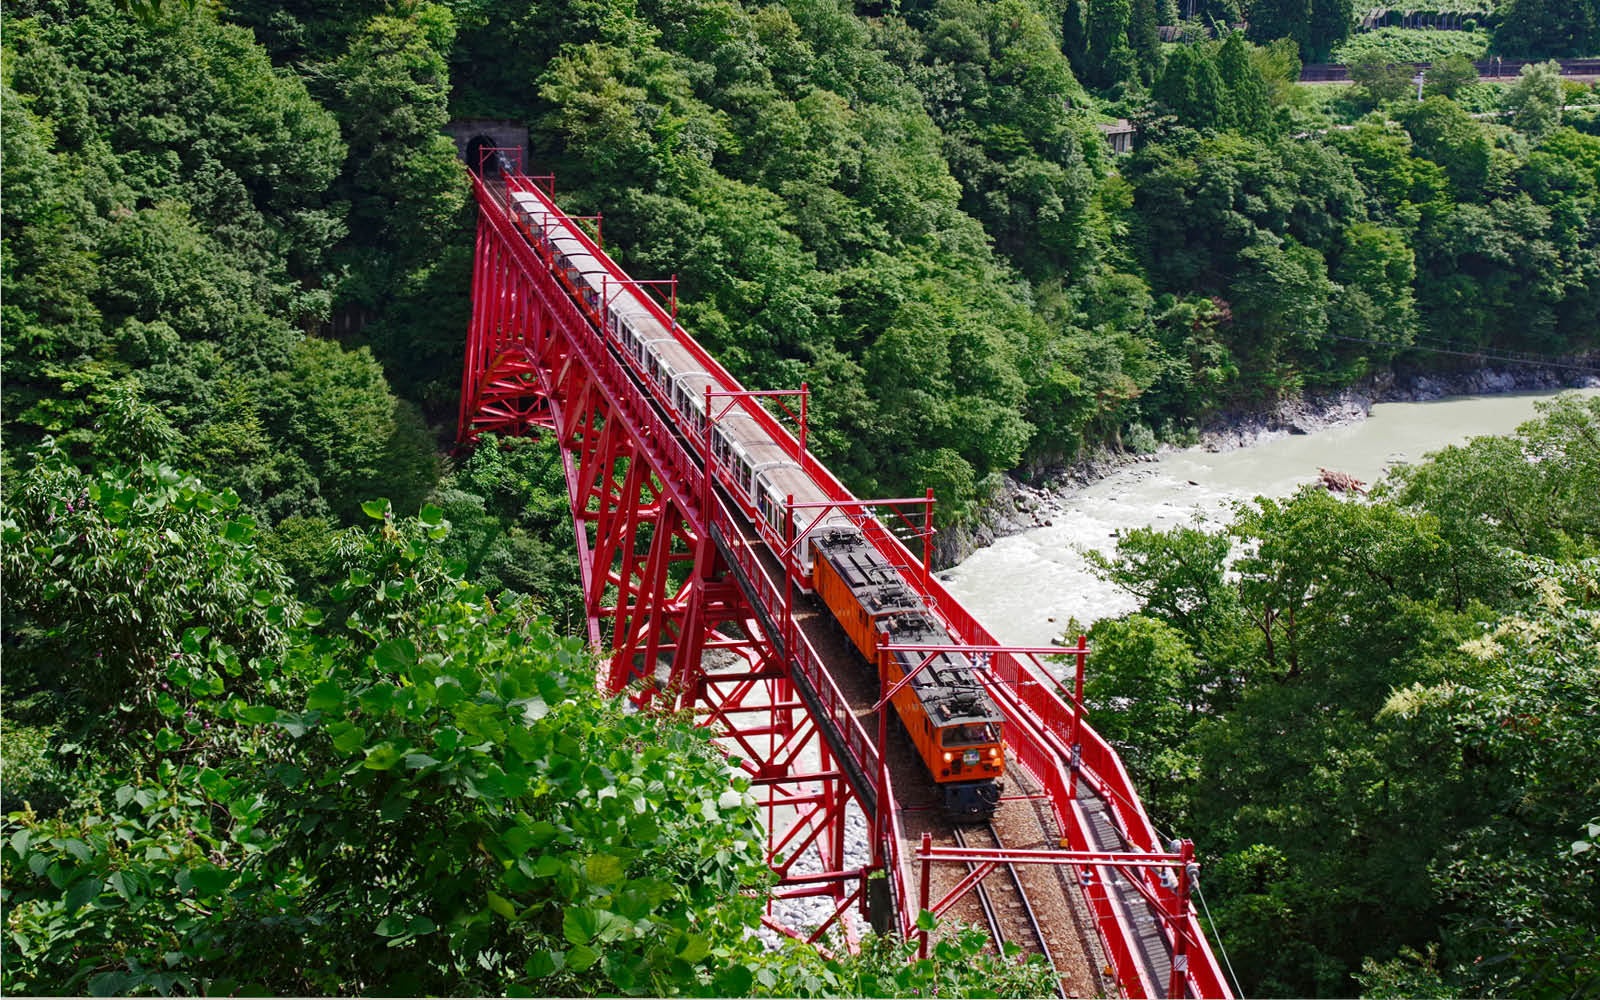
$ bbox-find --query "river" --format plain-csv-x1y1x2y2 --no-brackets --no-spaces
941,388,1600,647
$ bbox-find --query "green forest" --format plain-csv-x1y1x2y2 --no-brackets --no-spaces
2,0,1598,993
1081,396,1600,997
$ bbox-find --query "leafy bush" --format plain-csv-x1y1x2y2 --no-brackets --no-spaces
1124,421,1159,453
1,451,1057,996
1334,27,1492,65
1350,54,1419,104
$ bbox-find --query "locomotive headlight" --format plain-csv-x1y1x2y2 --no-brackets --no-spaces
990,748,1001,759
943,752,953,763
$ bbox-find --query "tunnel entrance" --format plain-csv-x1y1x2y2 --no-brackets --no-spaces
445,120,528,176
465,135,501,176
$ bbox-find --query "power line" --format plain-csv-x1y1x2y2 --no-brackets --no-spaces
1315,332,1600,375
1196,882,1248,1000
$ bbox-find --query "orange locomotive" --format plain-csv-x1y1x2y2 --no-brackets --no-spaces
810,527,1005,820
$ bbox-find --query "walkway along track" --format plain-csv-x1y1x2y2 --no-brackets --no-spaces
459,164,1235,998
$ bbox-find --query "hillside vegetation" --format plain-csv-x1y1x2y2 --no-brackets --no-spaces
1332,26,1492,64
3,0,1598,995
1082,396,1600,997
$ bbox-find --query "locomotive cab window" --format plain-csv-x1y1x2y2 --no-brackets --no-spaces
941,723,999,747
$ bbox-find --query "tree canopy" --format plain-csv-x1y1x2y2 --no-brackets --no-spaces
1082,396,1600,997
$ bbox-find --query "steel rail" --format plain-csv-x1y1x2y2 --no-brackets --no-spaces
987,823,1058,991
950,826,1007,952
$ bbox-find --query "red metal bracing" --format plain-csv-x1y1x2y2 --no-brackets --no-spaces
458,165,1235,998
458,171,874,945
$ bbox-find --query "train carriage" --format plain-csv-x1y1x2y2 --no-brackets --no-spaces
509,182,1007,820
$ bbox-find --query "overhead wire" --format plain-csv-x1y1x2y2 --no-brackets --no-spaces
1196,881,1247,999
1315,332,1600,375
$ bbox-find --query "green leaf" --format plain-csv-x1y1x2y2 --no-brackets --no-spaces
715,965,754,994
180,626,211,652
237,704,277,725
374,639,416,672
329,723,368,754
376,915,407,937
89,972,133,996
407,915,436,935
676,933,711,964
563,907,596,945
188,864,233,898
419,503,444,526
306,680,345,712
916,909,938,932
58,838,92,862
65,877,101,914
586,854,624,886
363,742,404,770
565,944,599,972
108,871,135,901
197,768,233,799
525,950,565,978
564,907,629,945
486,891,517,920
273,712,310,738
360,499,391,520
357,683,395,715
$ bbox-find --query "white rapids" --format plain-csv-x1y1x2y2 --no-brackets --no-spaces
941,389,1600,647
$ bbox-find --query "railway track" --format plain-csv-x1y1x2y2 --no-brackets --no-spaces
1300,56,1600,82
950,823,1067,998
892,758,1106,996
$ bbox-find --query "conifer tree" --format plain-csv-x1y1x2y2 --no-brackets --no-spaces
1217,33,1269,135
1088,0,1138,87
1128,0,1164,83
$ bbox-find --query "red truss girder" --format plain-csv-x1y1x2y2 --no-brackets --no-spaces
459,178,865,943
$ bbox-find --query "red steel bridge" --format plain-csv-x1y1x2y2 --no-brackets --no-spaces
456,152,1235,999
